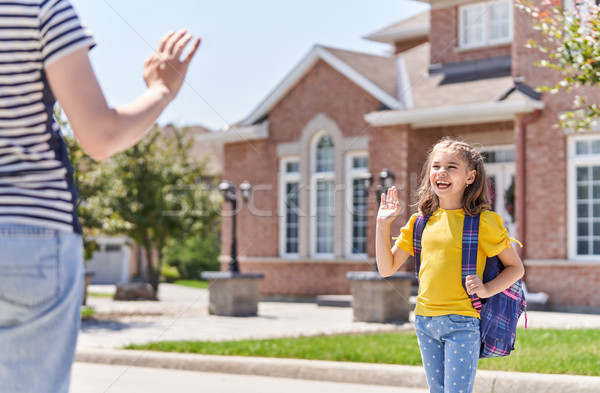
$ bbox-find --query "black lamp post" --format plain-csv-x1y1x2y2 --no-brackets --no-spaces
361,168,395,201
218,180,252,273
377,168,395,200
360,168,395,272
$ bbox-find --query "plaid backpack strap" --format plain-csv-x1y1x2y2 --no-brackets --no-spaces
413,213,430,282
462,213,483,313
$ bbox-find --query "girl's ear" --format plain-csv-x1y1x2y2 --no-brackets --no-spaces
467,169,476,185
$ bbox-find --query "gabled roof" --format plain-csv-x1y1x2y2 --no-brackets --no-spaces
365,42,545,128
364,11,430,44
240,45,399,126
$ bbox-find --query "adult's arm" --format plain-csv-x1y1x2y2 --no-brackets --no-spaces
46,30,200,161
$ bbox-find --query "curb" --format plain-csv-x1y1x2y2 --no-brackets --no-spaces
76,349,600,393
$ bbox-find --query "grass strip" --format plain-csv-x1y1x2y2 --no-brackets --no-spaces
173,280,209,289
125,329,600,376
87,292,114,298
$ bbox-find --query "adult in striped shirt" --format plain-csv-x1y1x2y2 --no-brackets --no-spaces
0,1,200,391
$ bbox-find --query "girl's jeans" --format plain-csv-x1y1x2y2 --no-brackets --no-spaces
0,225,84,393
415,314,480,393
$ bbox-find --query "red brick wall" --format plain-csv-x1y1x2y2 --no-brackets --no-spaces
526,264,600,307
511,1,600,308
221,140,279,259
429,6,511,66
512,2,572,260
521,109,567,259
223,260,373,296
367,125,410,259
269,60,382,143
221,60,383,263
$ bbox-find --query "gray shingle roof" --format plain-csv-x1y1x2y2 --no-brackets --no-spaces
399,42,514,109
322,46,397,99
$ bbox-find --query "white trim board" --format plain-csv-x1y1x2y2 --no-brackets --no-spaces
364,98,544,128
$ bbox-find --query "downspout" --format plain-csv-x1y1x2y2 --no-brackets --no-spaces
516,109,541,260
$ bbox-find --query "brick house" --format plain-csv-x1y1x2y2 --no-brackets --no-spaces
199,0,600,310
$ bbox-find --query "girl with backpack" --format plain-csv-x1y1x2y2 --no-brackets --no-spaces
375,137,525,393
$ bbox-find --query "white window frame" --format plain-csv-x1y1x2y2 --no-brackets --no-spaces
564,0,600,15
481,145,517,237
567,133,600,261
345,152,369,259
278,157,301,258
458,0,513,49
310,132,335,258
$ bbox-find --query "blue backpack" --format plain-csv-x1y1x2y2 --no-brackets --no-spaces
413,212,527,358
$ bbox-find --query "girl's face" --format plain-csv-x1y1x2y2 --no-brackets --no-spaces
429,148,476,210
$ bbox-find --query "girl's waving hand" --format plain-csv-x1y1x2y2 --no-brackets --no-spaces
377,186,402,224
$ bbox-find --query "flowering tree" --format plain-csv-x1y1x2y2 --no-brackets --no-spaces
517,0,600,131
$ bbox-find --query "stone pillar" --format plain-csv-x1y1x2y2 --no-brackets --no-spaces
201,271,265,317
346,271,413,323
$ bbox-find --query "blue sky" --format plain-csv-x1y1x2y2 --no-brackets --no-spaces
70,0,429,131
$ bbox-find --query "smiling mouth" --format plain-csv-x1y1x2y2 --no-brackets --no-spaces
435,180,451,189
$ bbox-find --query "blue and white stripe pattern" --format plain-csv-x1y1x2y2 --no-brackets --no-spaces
0,0,95,232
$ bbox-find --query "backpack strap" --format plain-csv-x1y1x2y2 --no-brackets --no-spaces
462,213,483,313
413,213,430,282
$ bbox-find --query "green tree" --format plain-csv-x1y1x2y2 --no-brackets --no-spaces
62,113,221,293
518,0,600,131
162,231,220,280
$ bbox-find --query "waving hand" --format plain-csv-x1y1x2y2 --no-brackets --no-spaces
377,186,401,224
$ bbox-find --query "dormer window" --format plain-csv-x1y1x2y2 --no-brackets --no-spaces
458,0,512,49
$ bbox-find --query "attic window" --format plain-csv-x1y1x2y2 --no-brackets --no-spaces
458,0,512,49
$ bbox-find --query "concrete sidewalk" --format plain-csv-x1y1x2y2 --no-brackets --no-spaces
76,284,600,393
72,362,429,393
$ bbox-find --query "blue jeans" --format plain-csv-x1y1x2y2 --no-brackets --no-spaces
0,225,84,393
415,315,480,393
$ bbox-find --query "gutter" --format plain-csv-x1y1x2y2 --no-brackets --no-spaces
364,99,545,129
194,121,269,144
363,25,430,44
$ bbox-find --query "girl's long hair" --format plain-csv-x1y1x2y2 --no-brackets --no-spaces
416,137,491,216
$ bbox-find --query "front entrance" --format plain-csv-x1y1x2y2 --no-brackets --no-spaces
483,147,517,237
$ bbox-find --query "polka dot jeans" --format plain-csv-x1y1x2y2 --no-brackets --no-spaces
415,315,480,393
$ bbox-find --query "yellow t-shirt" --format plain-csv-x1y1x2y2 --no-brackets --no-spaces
395,208,511,318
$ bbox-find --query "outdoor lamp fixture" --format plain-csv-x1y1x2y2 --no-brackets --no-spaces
218,180,252,273
359,171,373,194
360,168,395,201
378,168,395,196
358,169,393,272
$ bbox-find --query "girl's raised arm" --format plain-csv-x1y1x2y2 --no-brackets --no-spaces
376,187,410,276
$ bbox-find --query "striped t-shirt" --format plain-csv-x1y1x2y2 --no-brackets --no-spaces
0,0,95,233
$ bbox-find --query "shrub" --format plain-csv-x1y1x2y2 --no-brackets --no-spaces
162,231,220,280
161,264,181,283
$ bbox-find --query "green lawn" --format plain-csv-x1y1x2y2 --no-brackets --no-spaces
125,329,600,376
172,279,209,289
81,306,96,320
87,291,114,298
